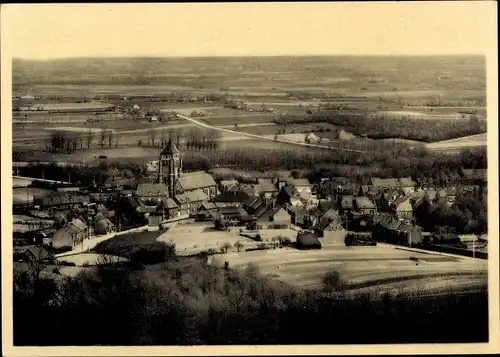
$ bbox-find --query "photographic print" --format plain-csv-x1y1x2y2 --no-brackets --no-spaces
1,2,498,355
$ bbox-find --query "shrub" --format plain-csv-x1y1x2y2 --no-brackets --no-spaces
322,269,345,292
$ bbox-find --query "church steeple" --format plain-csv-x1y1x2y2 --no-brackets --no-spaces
158,138,182,197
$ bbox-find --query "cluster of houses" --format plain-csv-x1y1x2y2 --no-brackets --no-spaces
14,138,487,254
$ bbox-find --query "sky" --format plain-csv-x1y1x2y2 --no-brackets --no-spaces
1,2,497,59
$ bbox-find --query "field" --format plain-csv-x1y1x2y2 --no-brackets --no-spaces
156,222,299,256
209,245,487,294
425,133,487,152
12,56,486,162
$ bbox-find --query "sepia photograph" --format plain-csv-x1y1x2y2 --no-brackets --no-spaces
1,2,498,355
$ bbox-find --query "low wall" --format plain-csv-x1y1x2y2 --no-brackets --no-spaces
428,244,488,260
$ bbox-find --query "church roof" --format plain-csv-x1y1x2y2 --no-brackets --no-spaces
160,139,180,156
177,171,216,191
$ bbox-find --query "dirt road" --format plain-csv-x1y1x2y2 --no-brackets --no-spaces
173,112,366,153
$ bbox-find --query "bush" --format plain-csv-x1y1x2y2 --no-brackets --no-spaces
321,269,345,292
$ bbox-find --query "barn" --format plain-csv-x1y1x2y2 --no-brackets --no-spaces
296,233,322,250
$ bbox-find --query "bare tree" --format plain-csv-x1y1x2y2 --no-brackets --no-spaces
86,129,93,149
148,128,156,147
100,128,106,149
108,130,114,148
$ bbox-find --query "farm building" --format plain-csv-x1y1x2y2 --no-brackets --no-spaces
29,102,114,113
296,233,322,250
305,132,321,144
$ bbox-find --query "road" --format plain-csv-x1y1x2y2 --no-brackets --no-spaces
12,175,71,185
173,112,366,153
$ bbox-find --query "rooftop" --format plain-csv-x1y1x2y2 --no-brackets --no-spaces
177,171,216,191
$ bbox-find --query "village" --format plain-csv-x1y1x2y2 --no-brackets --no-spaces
13,136,488,271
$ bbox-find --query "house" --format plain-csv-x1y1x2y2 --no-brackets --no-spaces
315,209,342,236
291,179,313,194
133,104,140,110
296,233,321,250
394,196,413,220
395,223,423,246
94,218,116,235
354,197,377,216
215,206,248,224
379,189,403,211
399,178,417,194
253,182,279,198
35,192,90,208
238,183,257,197
174,189,209,217
52,218,89,250
23,245,53,264
213,190,252,208
339,195,354,214
136,183,168,200
371,178,401,190
322,220,347,246
276,184,301,207
256,205,291,229
242,196,263,215
318,199,340,213
219,179,239,192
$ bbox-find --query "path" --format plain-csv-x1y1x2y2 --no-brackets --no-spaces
173,112,366,153
55,225,149,258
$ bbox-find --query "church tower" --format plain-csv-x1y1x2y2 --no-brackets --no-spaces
158,138,182,197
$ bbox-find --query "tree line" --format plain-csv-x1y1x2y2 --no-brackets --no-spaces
274,110,486,142
47,128,119,153
20,143,487,190
13,258,488,345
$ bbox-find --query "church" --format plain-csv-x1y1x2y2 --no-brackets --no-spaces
136,139,218,223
